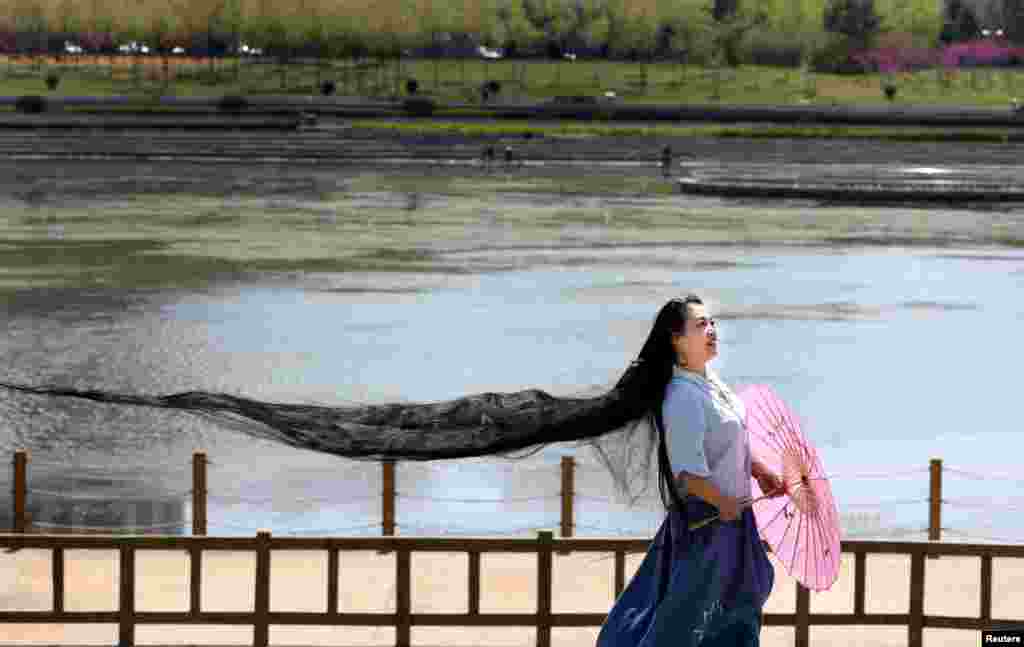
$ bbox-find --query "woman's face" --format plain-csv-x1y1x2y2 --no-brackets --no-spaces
672,302,718,367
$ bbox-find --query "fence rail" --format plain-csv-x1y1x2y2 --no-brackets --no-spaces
0,531,1022,647
5,451,993,543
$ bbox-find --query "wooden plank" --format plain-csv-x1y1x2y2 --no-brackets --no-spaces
382,461,395,538
840,540,1024,558
6,607,1004,630
923,615,990,630
253,530,271,647
614,550,625,599
327,548,339,615
764,612,910,626
192,452,207,536
928,459,942,543
0,534,645,553
119,546,135,647
13,451,27,533
560,457,574,552
0,535,261,550
468,550,480,616
52,547,64,614
29,534,1023,556
189,546,202,617
909,552,925,647
396,548,411,647
854,551,866,617
795,583,810,647
0,610,120,622
537,531,553,647
980,554,992,623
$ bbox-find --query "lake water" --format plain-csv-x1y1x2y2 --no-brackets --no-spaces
2,175,1023,544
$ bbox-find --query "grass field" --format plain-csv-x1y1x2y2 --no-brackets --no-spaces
5,56,1024,109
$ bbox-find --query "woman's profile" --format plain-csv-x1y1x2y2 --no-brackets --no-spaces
597,295,786,647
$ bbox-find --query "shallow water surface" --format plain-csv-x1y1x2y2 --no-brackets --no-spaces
1,161,1023,543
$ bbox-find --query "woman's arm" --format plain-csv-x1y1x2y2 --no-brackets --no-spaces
678,472,742,521
678,472,727,509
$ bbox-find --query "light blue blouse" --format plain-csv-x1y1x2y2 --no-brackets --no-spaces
662,364,752,500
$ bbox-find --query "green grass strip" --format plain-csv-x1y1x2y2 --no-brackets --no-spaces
347,119,1021,143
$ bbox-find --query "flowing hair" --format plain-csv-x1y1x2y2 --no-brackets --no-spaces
612,296,702,513
0,297,708,515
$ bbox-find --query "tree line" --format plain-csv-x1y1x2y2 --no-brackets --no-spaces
0,0,1014,68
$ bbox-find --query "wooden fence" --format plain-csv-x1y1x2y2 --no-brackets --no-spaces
0,530,1022,647
9,451,951,542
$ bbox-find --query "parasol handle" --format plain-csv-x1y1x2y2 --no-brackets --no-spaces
687,495,771,531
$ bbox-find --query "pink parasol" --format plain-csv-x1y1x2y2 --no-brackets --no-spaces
741,384,841,592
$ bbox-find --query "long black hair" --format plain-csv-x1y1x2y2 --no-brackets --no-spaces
612,295,703,513
0,297,709,516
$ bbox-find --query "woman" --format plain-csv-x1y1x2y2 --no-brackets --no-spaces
597,295,786,647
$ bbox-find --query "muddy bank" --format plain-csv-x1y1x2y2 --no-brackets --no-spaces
8,125,1024,167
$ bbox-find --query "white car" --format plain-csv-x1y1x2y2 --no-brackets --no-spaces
172,46,184,54
117,41,150,54
240,43,263,56
63,41,83,54
477,45,503,59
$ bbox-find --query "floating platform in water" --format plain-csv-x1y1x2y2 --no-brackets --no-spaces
676,164,1024,203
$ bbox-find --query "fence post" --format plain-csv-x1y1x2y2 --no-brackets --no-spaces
254,529,271,647
192,452,207,536
536,530,553,647
118,544,136,647
929,459,942,553
559,456,574,555
13,450,27,533
795,583,810,647
383,460,395,536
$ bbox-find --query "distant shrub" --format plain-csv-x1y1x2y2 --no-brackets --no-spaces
824,0,882,49
883,81,897,101
405,78,419,95
44,71,60,90
738,28,807,67
403,96,435,116
320,80,336,96
807,33,863,73
15,95,47,114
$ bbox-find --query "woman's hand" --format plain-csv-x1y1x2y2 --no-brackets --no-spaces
717,495,743,522
755,469,787,499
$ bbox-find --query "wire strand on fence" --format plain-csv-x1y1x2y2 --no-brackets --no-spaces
574,493,663,507
394,521,561,536
838,498,930,507
25,458,194,473
569,521,658,535
944,499,1024,512
206,492,380,505
942,528,1024,544
944,467,1024,486
27,488,193,501
275,522,383,536
823,468,932,479
30,520,186,532
395,492,559,503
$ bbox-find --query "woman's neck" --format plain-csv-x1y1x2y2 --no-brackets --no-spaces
679,361,707,378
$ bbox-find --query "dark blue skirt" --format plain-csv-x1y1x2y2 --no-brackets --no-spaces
596,497,774,647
